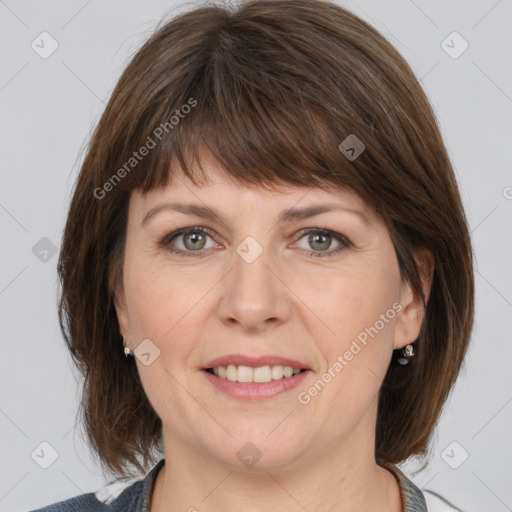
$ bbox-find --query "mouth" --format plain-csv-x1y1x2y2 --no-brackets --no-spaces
202,364,311,400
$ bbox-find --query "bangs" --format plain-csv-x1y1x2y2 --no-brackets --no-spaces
165,86,345,192
104,17,366,198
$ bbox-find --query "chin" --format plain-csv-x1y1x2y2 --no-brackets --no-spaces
209,428,308,471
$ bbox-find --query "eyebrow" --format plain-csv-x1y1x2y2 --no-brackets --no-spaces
141,201,373,227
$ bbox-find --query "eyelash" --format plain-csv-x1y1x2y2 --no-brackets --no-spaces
161,226,351,259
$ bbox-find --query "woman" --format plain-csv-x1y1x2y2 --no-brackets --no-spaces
32,0,473,510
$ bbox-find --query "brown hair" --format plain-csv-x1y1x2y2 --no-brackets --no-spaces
58,0,474,478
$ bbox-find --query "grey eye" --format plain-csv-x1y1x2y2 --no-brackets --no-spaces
307,232,332,251
182,231,207,250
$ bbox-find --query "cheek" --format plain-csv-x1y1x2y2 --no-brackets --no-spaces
125,267,169,336
122,248,193,339
300,251,401,391
300,266,400,429
123,252,217,365
306,264,399,341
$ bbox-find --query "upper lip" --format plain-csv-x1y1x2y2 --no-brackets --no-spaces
204,354,310,370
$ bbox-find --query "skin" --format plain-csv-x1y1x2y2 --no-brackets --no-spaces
114,152,433,512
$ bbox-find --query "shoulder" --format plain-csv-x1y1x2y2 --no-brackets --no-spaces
29,479,143,512
29,492,105,512
29,459,165,512
384,463,463,512
424,489,464,512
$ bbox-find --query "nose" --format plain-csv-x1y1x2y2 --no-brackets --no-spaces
216,242,292,332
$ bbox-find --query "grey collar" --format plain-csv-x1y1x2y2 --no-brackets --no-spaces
138,459,427,512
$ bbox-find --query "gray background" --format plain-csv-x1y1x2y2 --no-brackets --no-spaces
0,0,511,511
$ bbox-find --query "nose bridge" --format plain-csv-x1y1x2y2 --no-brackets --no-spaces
218,234,290,329
233,234,276,303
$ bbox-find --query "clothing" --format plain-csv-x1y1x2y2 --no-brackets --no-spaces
29,460,163,512
30,458,458,512
424,490,464,511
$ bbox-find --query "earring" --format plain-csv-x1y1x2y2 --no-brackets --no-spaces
397,343,414,365
123,335,133,357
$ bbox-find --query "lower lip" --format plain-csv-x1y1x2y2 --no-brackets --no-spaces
202,369,311,400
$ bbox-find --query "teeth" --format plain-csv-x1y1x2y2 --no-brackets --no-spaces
271,365,284,379
237,365,254,383
226,364,237,382
211,364,303,383
253,366,272,383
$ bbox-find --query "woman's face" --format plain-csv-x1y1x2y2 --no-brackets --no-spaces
115,153,426,471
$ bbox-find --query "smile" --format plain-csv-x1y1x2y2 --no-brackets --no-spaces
202,365,311,400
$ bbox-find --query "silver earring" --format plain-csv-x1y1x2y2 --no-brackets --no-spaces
123,335,133,357
397,343,414,365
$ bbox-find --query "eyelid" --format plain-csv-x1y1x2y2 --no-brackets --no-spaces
293,227,350,244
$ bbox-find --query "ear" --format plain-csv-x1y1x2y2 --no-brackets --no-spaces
394,247,435,350
113,280,132,339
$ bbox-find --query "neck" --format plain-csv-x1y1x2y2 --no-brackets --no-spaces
150,427,402,512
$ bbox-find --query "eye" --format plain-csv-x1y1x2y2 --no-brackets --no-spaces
162,227,218,256
293,228,350,258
